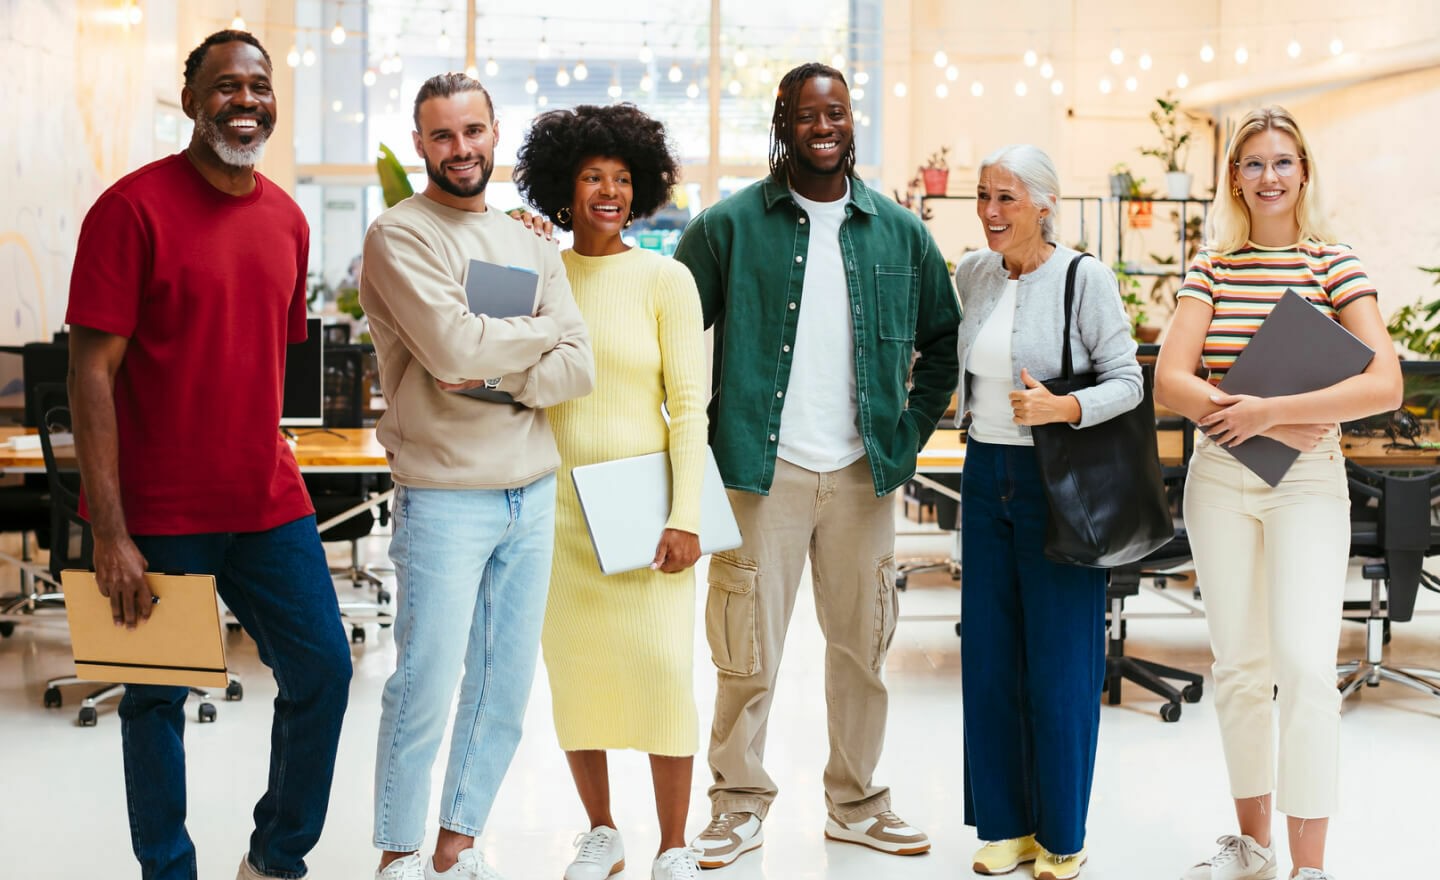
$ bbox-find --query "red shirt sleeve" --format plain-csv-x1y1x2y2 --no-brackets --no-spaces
66,191,150,338
288,222,311,343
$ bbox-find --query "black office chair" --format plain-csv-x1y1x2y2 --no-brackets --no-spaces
1337,461,1440,703
34,385,238,725
897,474,962,591
310,345,393,642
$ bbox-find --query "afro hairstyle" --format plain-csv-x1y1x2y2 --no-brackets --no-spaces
513,103,679,231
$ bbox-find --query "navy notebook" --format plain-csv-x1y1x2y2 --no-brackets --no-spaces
1216,289,1374,486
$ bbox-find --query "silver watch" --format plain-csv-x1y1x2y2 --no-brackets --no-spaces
483,377,502,390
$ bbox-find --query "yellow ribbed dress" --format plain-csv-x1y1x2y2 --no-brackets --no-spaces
542,246,708,756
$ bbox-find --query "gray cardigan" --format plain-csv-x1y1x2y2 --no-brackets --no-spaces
953,244,1142,437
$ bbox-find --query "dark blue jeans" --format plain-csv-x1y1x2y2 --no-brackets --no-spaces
959,440,1105,856
121,515,352,880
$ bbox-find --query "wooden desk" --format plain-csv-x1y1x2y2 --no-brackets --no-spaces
0,427,388,474
918,428,1440,473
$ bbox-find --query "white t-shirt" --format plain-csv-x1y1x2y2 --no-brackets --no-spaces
778,185,866,472
965,279,1031,446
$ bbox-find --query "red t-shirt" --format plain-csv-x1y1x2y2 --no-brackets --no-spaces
66,152,315,536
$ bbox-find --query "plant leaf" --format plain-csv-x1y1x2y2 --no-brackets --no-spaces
376,143,415,209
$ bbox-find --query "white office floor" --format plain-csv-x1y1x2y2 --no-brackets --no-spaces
1,514,1436,880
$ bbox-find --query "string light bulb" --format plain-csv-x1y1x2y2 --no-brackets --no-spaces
1050,79,1063,95
1287,40,1302,59
970,80,984,97
230,10,246,30
686,81,699,100
464,64,478,79
893,82,907,97
1124,75,1138,91
727,79,741,96
1200,43,1215,63
1330,37,1344,55
363,68,377,86
524,74,538,94
1176,71,1189,89
330,20,346,46
1014,81,1027,97
555,66,570,87
1039,59,1054,79
1234,46,1249,64
302,47,317,67
436,30,450,53
485,57,499,77
286,45,300,67
638,41,654,64
935,83,948,98
933,49,947,68
1109,47,1124,65
574,59,589,81
1099,77,1113,94
945,65,958,82
667,61,682,83
640,72,654,92
1023,49,1037,67
854,68,870,86
1139,52,1152,70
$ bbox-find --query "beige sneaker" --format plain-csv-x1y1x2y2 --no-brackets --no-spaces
823,810,931,856
972,834,1042,874
236,855,267,880
690,812,763,869
1035,847,1088,880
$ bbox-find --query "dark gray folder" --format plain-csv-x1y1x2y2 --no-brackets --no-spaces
1216,289,1373,486
461,259,540,403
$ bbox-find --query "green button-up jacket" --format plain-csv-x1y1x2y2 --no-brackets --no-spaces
674,175,961,497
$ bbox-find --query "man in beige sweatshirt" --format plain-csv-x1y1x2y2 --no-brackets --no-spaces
359,73,594,880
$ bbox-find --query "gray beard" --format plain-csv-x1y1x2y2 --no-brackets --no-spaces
195,112,269,168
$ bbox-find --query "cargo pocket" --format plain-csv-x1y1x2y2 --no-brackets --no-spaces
871,554,899,672
706,554,759,676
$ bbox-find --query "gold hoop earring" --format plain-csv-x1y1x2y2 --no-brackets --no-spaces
556,206,572,224
1231,186,1242,198
624,212,634,228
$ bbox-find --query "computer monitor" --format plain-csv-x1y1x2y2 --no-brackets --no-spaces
281,317,325,427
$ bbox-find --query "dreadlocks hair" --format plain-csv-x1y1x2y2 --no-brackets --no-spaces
768,62,855,184
513,103,680,232
184,30,272,88
413,72,495,132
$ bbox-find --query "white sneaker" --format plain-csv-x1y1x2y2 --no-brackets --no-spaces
1180,834,1277,880
376,854,425,880
823,810,931,856
690,812,764,868
565,826,625,880
425,849,505,880
1294,870,1336,880
652,847,703,880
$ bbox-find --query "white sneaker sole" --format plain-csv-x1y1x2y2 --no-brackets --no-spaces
823,820,931,856
694,830,763,869
562,857,624,880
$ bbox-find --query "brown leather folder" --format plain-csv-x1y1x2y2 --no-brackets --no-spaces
61,570,229,688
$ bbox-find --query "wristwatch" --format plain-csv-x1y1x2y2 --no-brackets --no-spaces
483,377,502,390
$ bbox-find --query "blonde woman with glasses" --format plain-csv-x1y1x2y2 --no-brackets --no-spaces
1155,106,1400,880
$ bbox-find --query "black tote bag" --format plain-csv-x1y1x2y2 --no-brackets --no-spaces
1029,254,1174,568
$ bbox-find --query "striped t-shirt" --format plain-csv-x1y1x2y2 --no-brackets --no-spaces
1177,240,1377,384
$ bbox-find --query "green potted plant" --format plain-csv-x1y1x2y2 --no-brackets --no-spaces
919,146,949,196
1139,93,1194,200
1113,262,1159,342
1387,265,1440,358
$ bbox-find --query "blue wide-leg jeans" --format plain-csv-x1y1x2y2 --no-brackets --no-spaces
959,439,1106,857
122,514,353,880
372,476,556,851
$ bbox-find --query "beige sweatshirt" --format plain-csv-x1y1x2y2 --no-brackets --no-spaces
359,193,594,489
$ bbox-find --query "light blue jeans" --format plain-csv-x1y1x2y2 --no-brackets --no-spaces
373,476,557,851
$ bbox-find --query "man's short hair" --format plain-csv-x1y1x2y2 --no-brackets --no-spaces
184,30,272,88
413,73,495,132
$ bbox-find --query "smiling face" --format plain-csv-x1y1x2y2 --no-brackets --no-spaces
976,165,1049,266
183,40,276,169
787,75,854,179
413,89,498,202
1233,127,1307,238
568,155,633,256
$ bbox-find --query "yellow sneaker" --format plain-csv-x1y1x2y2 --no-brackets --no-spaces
971,835,1041,875
1035,847,1088,880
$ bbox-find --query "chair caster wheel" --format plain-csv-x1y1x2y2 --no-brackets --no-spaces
953,622,962,638
44,686,62,709
225,681,244,701
377,589,392,604
1160,702,1182,723
226,622,242,633
78,706,98,726
351,625,366,644
0,621,14,637
198,702,217,723
1182,683,1203,703
896,575,907,592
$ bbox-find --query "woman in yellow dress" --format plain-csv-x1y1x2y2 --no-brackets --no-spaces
513,104,706,880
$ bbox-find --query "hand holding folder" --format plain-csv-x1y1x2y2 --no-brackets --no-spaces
461,258,540,403
62,570,230,689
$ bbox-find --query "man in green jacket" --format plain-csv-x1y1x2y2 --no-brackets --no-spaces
675,62,960,868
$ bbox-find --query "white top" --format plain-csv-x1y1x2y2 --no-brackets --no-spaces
778,184,866,473
965,278,1031,446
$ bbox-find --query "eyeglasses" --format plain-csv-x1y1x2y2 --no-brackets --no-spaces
1234,155,1302,181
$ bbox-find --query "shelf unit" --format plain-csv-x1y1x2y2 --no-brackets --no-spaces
1113,196,1212,278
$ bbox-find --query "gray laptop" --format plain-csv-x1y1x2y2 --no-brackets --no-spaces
571,448,743,575
462,259,539,403
1217,288,1374,486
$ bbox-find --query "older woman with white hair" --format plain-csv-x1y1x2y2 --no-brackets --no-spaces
953,144,1141,880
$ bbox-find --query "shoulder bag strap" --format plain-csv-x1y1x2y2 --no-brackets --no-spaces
1059,252,1093,382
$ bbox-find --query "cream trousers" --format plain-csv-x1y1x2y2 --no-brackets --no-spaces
1182,434,1349,819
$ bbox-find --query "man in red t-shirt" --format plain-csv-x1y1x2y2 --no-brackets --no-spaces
65,30,351,880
